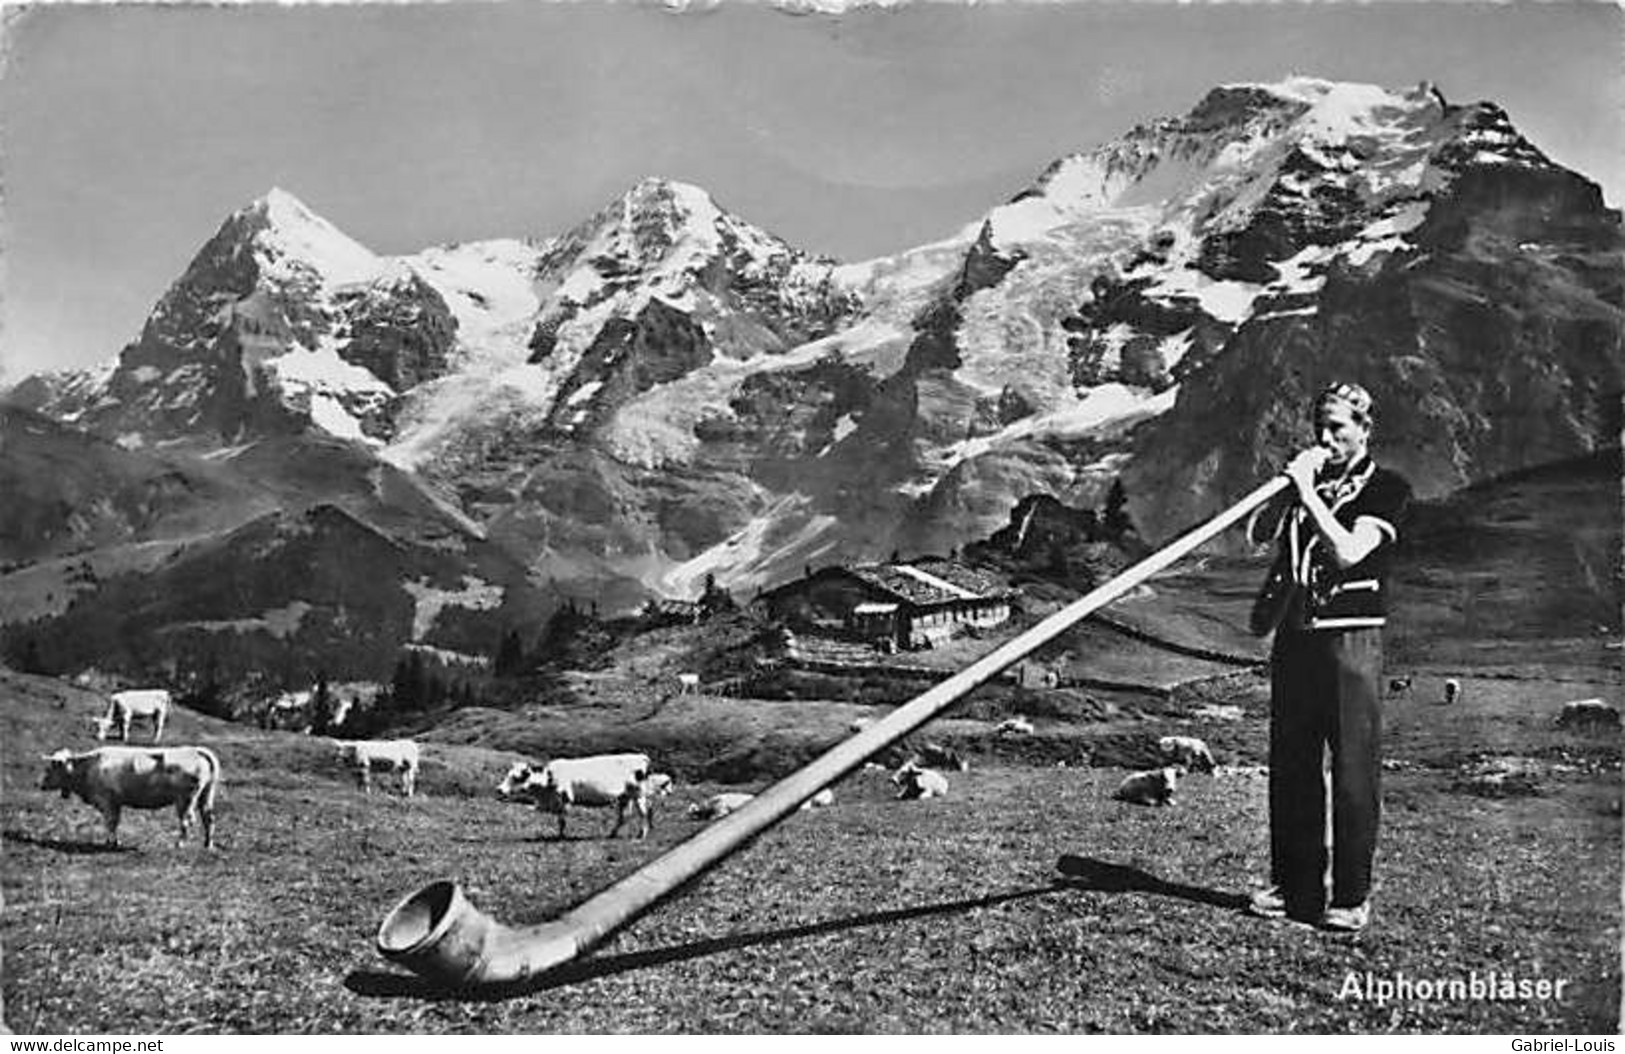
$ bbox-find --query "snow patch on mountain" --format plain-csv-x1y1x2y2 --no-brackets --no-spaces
267,339,391,396
264,337,392,444
656,494,843,596
921,383,1177,484
1261,77,1411,143
1126,235,1266,323
407,239,543,366
1346,202,1429,265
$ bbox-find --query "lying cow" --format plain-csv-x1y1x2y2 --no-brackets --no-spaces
996,717,1034,736
335,739,420,797
498,753,654,839
688,791,755,820
1158,735,1216,773
95,689,171,744
1114,766,1182,807
892,761,949,800
39,745,220,848
1387,676,1414,696
1555,698,1621,729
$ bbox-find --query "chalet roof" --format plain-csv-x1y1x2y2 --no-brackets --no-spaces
909,557,1014,598
756,558,1018,608
846,559,1016,606
646,599,701,616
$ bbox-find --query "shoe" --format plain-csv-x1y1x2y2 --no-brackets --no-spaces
1248,886,1288,919
1321,902,1371,933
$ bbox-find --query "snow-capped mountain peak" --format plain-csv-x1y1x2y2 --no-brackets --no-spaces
248,187,384,288
11,77,1615,609
542,175,807,298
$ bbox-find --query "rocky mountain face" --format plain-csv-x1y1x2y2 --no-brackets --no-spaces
0,407,239,565
1113,88,1623,540
8,77,1621,670
8,498,547,684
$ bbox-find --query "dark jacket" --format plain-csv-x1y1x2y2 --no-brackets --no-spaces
1249,456,1410,635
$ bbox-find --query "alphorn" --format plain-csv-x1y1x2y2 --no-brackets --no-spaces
376,474,1292,988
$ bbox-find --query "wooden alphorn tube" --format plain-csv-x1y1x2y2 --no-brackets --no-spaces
376,474,1291,989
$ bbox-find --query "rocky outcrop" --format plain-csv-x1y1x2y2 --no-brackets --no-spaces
337,271,458,394
1122,161,1623,544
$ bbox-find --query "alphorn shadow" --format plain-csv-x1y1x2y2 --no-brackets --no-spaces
1053,854,1248,910
345,881,1063,1001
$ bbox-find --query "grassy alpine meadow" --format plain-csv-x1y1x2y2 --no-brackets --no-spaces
1,664,1619,1034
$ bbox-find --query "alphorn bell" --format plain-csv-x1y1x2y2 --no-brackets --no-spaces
376,474,1292,989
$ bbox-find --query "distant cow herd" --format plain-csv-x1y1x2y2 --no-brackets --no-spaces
33,676,1621,849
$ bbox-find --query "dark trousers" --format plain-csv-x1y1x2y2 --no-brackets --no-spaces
1269,626,1383,915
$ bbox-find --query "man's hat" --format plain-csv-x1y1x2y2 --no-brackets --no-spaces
1315,381,1373,425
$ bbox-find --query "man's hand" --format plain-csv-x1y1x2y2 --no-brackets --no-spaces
1284,446,1332,494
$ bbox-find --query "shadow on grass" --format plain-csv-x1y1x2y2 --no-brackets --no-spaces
344,882,1062,1001
3,829,125,855
1053,854,1248,911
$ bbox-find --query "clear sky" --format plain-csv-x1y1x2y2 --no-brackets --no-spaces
2,0,1621,381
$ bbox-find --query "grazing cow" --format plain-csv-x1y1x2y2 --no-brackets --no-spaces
1158,735,1216,773
676,672,700,695
335,739,420,797
914,741,969,773
1555,698,1622,729
497,753,654,839
997,717,1035,736
39,745,220,848
891,761,949,800
95,689,171,744
1387,676,1413,696
1114,766,1182,807
688,791,755,820
800,787,836,811
1443,678,1462,705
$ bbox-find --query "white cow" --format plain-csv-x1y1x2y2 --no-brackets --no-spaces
1443,678,1463,705
95,689,171,744
1158,735,1216,773
800,787,836,810
891,761,949,800
1114,766,1182,807
688,791,755,820
498,753,654,839
39,745,220,847
996,717,1035,736
335,739,420,797
676,672,701,695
